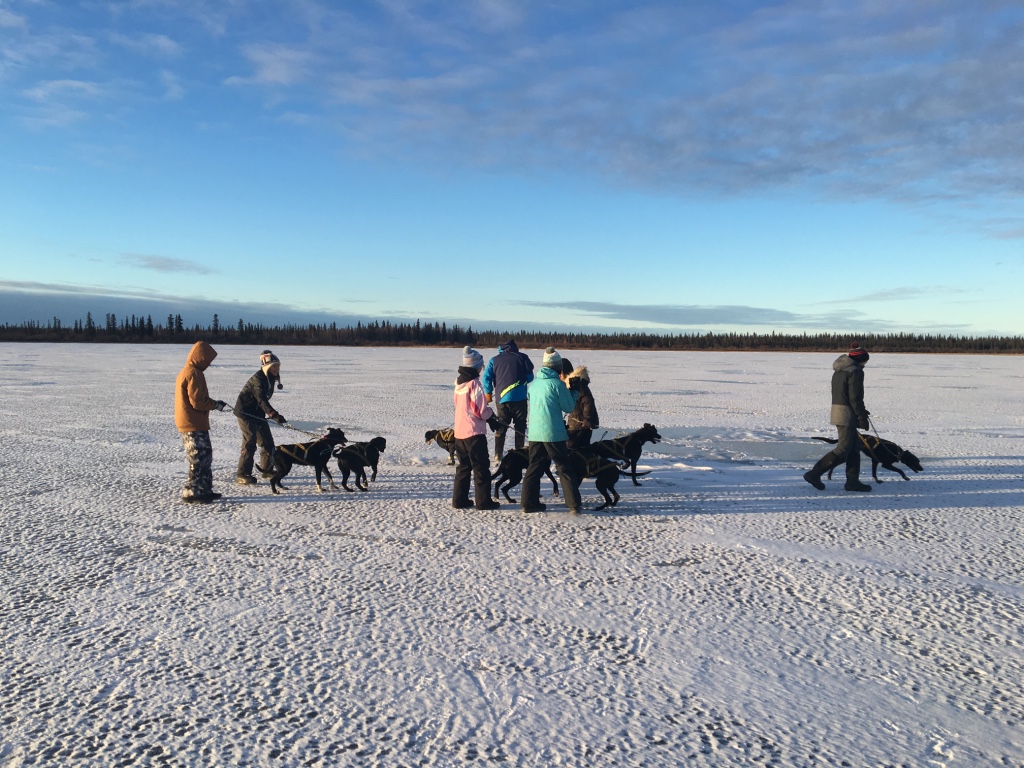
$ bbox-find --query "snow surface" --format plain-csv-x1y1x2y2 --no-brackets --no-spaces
2,343,1023,767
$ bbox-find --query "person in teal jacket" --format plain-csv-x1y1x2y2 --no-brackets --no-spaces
521,347,583,514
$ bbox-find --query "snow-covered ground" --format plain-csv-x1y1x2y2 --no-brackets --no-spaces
2,343,1022,767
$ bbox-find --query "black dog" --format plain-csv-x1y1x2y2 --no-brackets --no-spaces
335,436,387,492
262,428,348,494
491,448,560,504
567,448,633,512
591,423,662,486
424,428,457,465
813,433,923,483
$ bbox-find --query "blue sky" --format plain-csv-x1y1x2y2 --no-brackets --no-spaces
1,1,1022,336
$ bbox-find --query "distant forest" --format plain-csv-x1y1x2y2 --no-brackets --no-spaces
1,312,1022,353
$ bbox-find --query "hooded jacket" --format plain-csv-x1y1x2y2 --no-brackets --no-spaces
829,354,870,426
566,366,598,432
482,340,534,404
526,367,578,443
175,341,219,433
454,366,494,439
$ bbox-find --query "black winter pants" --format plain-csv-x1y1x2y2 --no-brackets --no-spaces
493,399,528,457
237,415,275,478
521,441,581,512
453,434,493,508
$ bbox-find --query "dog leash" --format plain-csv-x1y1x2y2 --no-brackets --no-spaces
867,416,911,464
232,406,324,438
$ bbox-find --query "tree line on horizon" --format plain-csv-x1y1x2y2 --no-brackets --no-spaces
1,311,1022,353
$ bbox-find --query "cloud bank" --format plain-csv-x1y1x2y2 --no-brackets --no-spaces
3,1,1023,217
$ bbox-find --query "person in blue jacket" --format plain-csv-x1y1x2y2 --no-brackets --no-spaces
482,339,534,462
520,347,583,514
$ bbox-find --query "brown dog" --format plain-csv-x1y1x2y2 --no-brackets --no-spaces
424,428,457,465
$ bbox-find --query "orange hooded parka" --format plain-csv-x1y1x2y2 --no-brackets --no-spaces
175,341,219,432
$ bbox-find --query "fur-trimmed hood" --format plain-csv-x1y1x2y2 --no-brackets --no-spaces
570,364,590,383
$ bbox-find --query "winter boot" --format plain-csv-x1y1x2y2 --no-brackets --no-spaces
803,454,840,490
236,475,257,486
475,498,501,511
844,480,872,492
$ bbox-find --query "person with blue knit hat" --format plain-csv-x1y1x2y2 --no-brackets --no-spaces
520,347,583,514
452,346,504,510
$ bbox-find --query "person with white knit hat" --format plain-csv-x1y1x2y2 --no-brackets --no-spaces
452,346,503,510
234,349,287,485
520,346,583,514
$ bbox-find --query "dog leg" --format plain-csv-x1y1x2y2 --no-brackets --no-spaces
545,468,559,498
324,466,340,491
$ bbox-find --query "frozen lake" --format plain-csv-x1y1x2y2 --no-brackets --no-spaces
2,343,1022,766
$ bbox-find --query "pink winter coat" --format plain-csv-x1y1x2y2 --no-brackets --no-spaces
454,375,494,439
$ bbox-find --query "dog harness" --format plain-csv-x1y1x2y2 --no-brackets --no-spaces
858,432,909,464
280,439,331,465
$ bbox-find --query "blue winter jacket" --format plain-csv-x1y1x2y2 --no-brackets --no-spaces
526,367,578,443
482,340,534,403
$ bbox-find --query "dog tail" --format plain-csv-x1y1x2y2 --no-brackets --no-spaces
811,436,839,444
620,469,651,477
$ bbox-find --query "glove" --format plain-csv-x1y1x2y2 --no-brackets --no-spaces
486,415,506,432
273,413,287,424
857,417,869,431
567,377,582,392
214,400,229,412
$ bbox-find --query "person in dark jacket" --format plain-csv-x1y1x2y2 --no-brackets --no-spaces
804,342,872,492
175,341,229,503
482,339,534,462
562,358,598,449
234,349,287,485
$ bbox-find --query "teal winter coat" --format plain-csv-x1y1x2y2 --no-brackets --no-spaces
526,367,578,443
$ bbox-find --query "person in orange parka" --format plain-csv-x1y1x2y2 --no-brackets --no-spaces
175,341,229,503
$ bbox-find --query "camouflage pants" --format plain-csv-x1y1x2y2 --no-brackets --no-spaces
181,430,213,499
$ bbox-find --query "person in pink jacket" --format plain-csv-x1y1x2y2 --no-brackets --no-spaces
453,346,503,510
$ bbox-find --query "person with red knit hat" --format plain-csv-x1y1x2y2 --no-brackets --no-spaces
804,342,873,492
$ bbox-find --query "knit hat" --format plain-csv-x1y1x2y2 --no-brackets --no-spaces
847,342,869,363
461,345,484,369
560,358,575,376
261,349,283,389
542,347,562,369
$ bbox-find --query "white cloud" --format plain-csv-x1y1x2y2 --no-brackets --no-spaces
108,31,182,58
225,43,315,87
160,69,183,100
